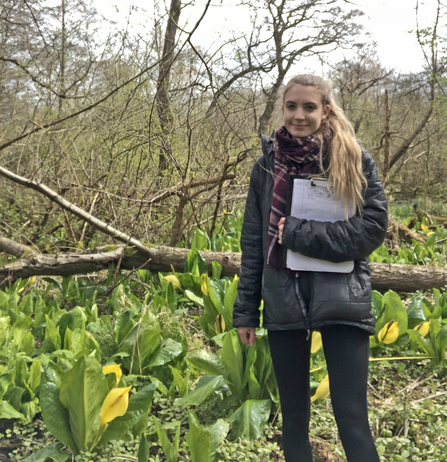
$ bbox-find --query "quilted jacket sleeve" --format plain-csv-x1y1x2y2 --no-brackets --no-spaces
281,152,388,263
233,158,265,327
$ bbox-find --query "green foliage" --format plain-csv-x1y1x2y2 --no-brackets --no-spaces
371,233,447,267
185,411,229,462
154,416,180,462
228,399,271,441
23,443,69,462
4,232,447,460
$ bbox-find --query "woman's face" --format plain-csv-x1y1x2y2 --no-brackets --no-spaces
282,84,330,138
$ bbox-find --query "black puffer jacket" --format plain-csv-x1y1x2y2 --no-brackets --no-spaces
233,135,388,334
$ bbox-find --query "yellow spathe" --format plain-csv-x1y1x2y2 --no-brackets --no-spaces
102,364,122,385
414,321,430,338
311,374,330,403
311,331,322,354
100,386,132,426
164,275,181,290
378,321,399,344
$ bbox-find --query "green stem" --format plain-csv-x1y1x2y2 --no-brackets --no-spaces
90,423,107,453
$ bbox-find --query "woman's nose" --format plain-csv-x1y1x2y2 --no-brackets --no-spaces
294,107,305,119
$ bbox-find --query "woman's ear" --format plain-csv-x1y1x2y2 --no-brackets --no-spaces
321,105,331,120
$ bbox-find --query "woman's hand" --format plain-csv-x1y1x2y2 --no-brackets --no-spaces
238,327,257,347
278,217,286,244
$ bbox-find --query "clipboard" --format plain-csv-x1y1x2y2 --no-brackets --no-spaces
283,176,354,273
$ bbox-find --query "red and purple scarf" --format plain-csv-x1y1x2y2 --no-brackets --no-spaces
267,125,331,269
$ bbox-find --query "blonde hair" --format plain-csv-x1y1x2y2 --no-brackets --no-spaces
283,74,367,217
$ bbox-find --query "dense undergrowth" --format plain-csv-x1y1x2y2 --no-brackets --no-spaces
1,210,447,461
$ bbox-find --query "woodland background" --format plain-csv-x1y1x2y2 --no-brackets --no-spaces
1,0,446,253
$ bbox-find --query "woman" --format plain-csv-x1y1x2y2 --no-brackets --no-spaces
233,74,387,462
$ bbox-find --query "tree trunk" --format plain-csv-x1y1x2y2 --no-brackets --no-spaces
156,0,181,174
258,74,285,136
1,238,446,293
381,88,391,186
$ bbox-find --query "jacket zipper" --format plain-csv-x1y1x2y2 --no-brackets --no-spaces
293,273,311,340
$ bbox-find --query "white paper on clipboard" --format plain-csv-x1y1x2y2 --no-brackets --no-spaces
286,178,354,273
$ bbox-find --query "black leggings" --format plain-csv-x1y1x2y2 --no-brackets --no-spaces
268,325,379,462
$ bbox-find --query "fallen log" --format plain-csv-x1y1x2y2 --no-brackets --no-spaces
1,238,446,293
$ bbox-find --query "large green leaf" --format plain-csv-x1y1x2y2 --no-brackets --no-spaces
137,434,150,462
174,375,226,407
371,290,384,320
57,307,86,340
207,279,224,313
10,316,33,349
146,339,183,368
406,296,426,329
70,328,101,360
207,418,230,450
154,417,180,462
422,298,442,319
120,312,161,374
115,309,138,345
185,411,228,462
21,331,35,355
253,336,272,393
212,261,222,280
0,372,12,400
0,316,10,346
12,356,28,388
40,362,78,454
44,314,62,352
221,330,244,394
191,229,211,252
0,401,25,420
59,356,108,452
21,397,40,422
222,278,238,330
184,249,208,276
182,273,202,293
198,296,219,337
187,349,227,377
9,386,25,412
166,282,177,312
23,443,69,462
229,399,271,440
184,290,204,307
170,367,189,397
407,330,435,357
376,291,408,338
98,382,158,447
185,412,214,462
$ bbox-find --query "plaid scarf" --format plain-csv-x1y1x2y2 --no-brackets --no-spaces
267,125,331,269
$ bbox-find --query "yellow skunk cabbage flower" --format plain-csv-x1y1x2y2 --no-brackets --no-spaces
311,375,330,403
164,275,181,290
311,332,322,354
233,274,239,282
378,320,399,344
214,314,225,334
102,364,122,385
18,276,37,293
201,274,208,295
415,321,430,338
100,386,132,426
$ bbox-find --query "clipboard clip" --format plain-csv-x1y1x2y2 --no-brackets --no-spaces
310,178,327,187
